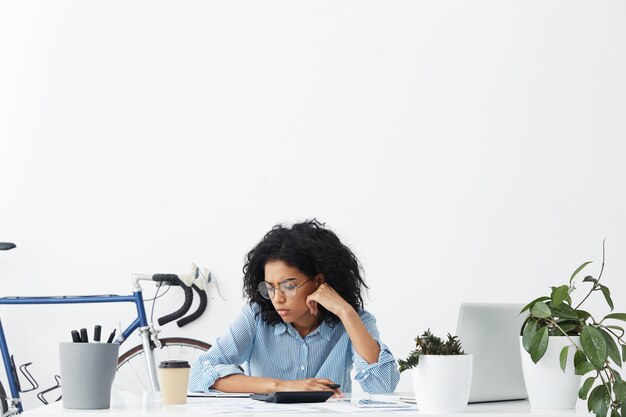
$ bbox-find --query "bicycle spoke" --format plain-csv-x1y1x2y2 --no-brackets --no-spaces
116,339,210,394
190,347,203,364
118,356,149,392
114,364,143,393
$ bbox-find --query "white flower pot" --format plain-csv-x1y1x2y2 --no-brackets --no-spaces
411,354,473,413
519,336,581,409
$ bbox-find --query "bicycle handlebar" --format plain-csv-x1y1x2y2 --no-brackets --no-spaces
151,274,180,285
152,273,205,327
176,283,208,327
0,242,16,251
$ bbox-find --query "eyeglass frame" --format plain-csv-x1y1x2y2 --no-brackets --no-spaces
257,276,316,300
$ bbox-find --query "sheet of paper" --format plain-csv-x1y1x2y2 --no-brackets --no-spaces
325,398,417,412
182,396,418,414
184,397,324,413
187,391,252,398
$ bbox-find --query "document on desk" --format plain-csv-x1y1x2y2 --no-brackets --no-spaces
185,397,318,413
184,395,417,413
323,397,416,412
187,391,251,398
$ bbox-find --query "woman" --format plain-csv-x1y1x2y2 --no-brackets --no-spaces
189,219,400,394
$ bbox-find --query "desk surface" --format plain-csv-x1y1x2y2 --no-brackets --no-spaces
23,392,592,417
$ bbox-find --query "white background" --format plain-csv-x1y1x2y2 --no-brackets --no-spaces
1,0,625,410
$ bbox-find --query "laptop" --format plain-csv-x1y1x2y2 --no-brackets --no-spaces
455,303,528,403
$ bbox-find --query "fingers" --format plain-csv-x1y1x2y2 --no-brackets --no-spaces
309,378,335,391
314,378,334,385
332,388,343,398
306,298,319,316
282,379,340,393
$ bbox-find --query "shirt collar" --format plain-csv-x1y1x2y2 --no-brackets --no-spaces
273,320,333,341
274,322,288,335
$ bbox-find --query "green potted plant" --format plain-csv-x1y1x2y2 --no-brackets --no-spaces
520,242,626,417
399,329,473,413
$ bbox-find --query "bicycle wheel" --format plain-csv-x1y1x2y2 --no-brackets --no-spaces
115,337,211,393
0,381,8,416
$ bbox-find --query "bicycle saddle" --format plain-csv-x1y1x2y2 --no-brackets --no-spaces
0,242,16,251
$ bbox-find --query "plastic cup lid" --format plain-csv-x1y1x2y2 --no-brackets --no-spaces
159,360,190,368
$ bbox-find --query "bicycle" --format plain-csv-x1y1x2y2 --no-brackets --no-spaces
0,242,214,416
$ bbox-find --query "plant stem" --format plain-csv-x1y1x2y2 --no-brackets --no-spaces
598,369,611,400
604,363,617,384
575,239,606,311
603,326,626,345
549,319,582,349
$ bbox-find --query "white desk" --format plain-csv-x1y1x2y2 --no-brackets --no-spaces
23,391,592,417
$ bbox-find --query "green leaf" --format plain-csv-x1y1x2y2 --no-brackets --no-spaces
589,384,610,417
575,349,587,368
581,326,608,369
578,310,592,321
575,361,597,375
571,261,592,284
622,398,626,417
579,376,596,400
615,380,626,402
623,344,626,362
604,313,626,322
606,325,625,335
531,302,552,319
556,322,580,335
583,275,597,283
530,326,549,363
552,303,580,320
599,285,614,311
611,410,620,417
521,296,551,314
599,328,622,367
522,320,538,353
551,285,570,307
560,345,570,372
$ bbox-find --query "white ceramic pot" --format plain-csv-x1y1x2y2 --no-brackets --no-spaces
411,354,473,413
519,336,581,409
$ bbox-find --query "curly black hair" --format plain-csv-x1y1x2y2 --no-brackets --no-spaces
242,219,368,326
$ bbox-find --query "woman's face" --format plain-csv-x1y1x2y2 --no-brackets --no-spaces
263,260,320,326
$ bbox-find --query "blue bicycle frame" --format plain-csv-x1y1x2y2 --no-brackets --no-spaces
0,291,153,413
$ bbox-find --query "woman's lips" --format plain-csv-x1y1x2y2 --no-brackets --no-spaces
277,309,290,316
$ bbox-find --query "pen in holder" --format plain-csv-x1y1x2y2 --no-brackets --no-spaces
59,342,119,409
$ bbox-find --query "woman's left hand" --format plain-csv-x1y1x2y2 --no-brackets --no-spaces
306,283,352,318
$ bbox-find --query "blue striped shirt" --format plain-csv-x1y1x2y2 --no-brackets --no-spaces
189,303,400,393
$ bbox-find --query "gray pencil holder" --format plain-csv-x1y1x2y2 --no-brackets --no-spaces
59,342,120,409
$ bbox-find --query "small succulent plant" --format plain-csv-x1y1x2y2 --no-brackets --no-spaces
398,329,465,373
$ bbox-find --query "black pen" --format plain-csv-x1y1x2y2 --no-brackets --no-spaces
327,384,340,389
80,328,88,343
106,329,116,343
94,325,102,342
71,330,81,343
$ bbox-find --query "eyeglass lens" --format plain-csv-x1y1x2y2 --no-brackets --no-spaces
257,281,298,299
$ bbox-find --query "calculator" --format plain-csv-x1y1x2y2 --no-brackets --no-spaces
249,391,334,403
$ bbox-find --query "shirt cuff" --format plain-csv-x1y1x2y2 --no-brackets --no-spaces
353,341,396,381
190,362,244,392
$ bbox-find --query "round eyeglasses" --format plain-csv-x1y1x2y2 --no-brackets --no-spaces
257,277,313,300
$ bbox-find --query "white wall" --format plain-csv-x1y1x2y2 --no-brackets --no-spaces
1,0,625,409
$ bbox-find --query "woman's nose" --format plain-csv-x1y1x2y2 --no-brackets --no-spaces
272,288,287,302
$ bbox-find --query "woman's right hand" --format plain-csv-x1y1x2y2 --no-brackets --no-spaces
276,378,342,396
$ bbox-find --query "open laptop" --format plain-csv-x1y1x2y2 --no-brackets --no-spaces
455,303,528,403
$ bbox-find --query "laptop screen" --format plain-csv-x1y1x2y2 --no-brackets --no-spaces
455,303,528,403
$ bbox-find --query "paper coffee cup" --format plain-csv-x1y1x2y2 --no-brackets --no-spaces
158,360,190,404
